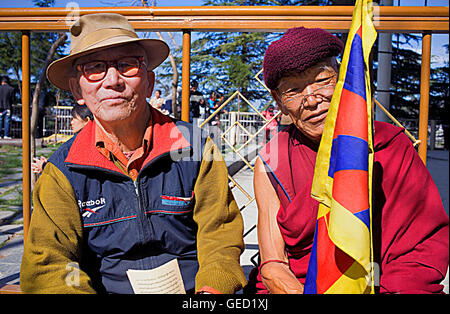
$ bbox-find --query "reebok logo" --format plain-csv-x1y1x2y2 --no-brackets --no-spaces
79,197,106,218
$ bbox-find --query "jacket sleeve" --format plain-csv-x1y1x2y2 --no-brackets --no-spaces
193,137,248,294
375,132,449,294
20,162,96,294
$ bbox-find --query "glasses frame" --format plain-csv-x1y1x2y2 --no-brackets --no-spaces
76,56,147,82
279,74,337,108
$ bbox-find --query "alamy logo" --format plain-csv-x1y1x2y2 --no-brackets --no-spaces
79,197,106,218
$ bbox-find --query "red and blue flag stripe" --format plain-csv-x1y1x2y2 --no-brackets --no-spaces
306,0,377,294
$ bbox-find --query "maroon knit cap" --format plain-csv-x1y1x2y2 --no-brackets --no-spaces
263,27,344,90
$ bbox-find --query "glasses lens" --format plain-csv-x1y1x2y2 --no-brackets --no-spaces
118,58,140,77
315,84,335,97
83,61,107,81
80,57,142,81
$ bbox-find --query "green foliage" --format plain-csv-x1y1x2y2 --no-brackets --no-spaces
187,0,351,110
0,0,70,106
389,40,423,119
429,60,449,120
191,30,269,104
378,34,449,124
0,32,22,90
187,0,283,110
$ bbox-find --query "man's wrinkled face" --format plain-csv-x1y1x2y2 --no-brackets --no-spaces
272,60,338,144
69,43,155,126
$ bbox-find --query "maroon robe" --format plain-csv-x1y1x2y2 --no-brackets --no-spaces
255,121,449,294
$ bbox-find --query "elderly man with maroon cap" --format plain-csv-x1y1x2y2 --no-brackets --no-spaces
253,27,448,294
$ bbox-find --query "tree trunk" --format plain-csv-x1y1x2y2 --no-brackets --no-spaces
169,52,179,119
141,0,179,119
30,32,67,186
155,32,179,119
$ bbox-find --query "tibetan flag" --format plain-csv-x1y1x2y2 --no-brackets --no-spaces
304,0,377,294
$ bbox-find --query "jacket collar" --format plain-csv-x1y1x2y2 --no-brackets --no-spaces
65,106,191,172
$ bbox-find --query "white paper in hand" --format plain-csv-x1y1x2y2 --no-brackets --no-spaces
126,259,186,294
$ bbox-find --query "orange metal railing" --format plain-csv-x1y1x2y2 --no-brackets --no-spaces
0,6,448,32
21,31,31,245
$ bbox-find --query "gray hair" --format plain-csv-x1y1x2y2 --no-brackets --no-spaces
275,56,340,91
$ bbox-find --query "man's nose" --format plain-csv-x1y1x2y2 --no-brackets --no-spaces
302,84,316,95
302,93,320,108
103,66,123,87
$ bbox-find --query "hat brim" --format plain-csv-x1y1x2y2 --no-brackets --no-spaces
47,37,169,91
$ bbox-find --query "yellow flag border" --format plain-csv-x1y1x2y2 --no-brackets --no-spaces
310,0,378,294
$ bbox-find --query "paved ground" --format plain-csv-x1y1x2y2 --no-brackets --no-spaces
0,148,448,293
230,158,259,281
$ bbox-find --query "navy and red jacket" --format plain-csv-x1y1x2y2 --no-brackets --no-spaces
47,113,207,293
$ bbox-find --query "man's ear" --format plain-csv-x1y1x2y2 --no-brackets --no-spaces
146,71,155,99
69,77,85,105
270,89,288,115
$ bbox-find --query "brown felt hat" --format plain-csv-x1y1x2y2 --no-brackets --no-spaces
47,13,169,90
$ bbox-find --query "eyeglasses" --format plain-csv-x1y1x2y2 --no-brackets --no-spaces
280,75,336,107
76,56,147,82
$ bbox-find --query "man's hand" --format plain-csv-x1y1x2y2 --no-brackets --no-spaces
31,156,48,174
260,262,304,294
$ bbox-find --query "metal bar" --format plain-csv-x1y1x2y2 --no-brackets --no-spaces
199,91,239,128
1,20,446,33
374,99,421,147
243,224,256,238
0,6,448,33
222,136,254,171
229,175,253,201
0,6,447,17
21,31,31,244
418,32,432,165
254,69,270,92
235,111,281,154
235,91,266,120
181,30,190,122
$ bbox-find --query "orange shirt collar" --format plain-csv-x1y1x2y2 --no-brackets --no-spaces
94,113,153,178
64,106,191,178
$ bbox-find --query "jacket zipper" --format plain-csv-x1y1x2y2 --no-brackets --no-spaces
133,180,140,198
133,179,148,255
133,180,142,215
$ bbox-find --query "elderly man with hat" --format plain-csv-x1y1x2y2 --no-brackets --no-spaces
252,27,448,294
20,13,247,294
